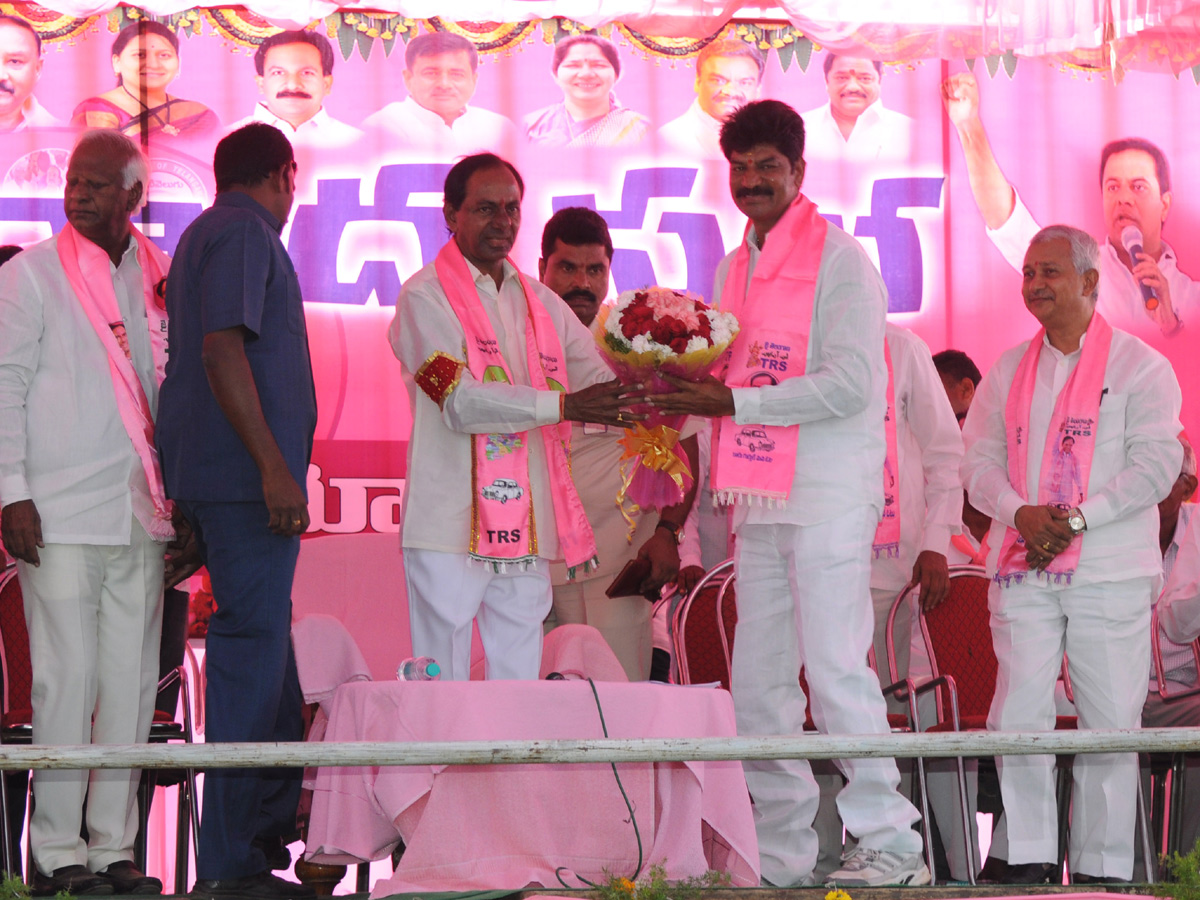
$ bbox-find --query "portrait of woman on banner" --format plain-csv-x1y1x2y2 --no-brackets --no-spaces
71,21,218,140
524,34,649,149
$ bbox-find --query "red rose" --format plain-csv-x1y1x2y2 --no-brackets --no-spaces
621,318,644,340
650,322,672,344
669,336,689,354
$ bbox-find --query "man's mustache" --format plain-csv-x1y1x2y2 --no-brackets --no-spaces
736,186,773,199
563,289,597,305
0,82,14,96
840,90,868,98
275,89,312,99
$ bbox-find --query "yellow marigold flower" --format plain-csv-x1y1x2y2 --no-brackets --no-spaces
357,22,368,31
826,890,853,900
344,13,358,24
381,30,394,40
367,27,379,37
758,39,770,49
616,877,636,894
772,38,784,47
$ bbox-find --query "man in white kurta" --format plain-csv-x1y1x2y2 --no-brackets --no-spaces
961,225,1181,883
657,39,764,160
870,323,964,698
389,155,627,681
0,132,168,896
537,206,699,680
801,54,912,162
364,32,517,158
944,72,1196,339
229,30,362,151
649,99,926,889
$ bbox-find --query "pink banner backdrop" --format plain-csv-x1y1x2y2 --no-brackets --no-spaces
0,8,1195,535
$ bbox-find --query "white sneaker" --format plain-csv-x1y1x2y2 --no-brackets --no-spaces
824,847,932,886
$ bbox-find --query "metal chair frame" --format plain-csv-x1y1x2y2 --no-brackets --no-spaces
672,560,938,881
1147,605,1200,859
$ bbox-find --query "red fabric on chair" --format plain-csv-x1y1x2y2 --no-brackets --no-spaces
0,568,32,719
673,562,738,690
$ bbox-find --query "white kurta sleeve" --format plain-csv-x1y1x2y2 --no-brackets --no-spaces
0,262,40,505
1076,350,1182,530
389,274,562,434
901,334,965,554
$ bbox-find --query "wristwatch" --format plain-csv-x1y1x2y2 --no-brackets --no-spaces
1067,507,1087,535
656,520,685,545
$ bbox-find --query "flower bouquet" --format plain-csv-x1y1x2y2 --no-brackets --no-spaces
595,286,739,511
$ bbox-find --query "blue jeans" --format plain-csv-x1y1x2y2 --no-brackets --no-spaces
178,500,303,881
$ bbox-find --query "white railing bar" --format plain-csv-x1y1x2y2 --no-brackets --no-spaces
1,728,1199,770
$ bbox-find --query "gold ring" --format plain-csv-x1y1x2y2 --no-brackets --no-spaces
1042,541,1051,551
292,518,302,526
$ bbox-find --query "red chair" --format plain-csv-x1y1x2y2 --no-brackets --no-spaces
1148,605,1200,859
0,564,199,891
671,559,736,689
673,560,936,879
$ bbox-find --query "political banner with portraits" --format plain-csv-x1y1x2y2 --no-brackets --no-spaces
0,7,1195,534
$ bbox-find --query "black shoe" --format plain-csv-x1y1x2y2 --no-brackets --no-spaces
191,871,316,900
252,836,292,871
997,861,1057,885
32,865,115,896
99,861,163,894
1074,873,1130,885
977,855,1010,884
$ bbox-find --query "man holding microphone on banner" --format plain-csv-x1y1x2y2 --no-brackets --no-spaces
646,99,928,889
388,152,638,681
961,225,1181,883
943,72,1197,337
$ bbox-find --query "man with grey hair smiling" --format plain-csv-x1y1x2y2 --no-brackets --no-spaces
0,130,174,895
961,223,1182,884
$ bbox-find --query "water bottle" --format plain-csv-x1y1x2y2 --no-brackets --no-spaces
396,657,441,681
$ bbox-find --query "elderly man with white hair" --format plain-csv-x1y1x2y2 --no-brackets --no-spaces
0,130,173,896
962,224,1182,885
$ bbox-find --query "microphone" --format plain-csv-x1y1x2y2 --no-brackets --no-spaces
1121,225,1159,310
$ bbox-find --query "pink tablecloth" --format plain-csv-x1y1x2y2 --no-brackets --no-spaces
304,680,759,896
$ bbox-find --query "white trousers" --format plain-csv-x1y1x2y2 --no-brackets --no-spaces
813,586,980,882
988,576,1152,879
405,548,551,680
18,518,163,875
550,579,652,681
731,509,922,887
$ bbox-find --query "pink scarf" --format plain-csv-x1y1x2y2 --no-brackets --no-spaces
433,240,597,575
57,223,173,541
711,194,827,504
873,339,901,558
994,313,1113,587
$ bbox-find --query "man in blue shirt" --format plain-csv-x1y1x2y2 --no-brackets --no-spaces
157,123,317,900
